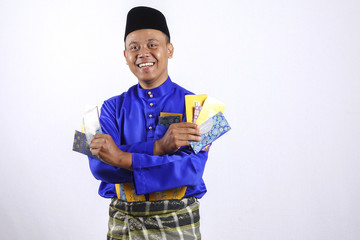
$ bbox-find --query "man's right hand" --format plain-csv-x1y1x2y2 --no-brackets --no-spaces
153,122,202,155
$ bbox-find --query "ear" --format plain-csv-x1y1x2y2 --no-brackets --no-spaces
167,43,174,59
123,50,128,65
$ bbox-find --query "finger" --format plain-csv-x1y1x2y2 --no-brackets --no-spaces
92,134,111,145
90,142,101,150
174,140,192,148
90,138,107,150
173,131,201,141
189,134,202,141
172,122,199,129
90,147,99,156
177,133,202,142
186,127,202,136
174,127,202,136
92,134,107,141
90,136,106,146
92,134,101,140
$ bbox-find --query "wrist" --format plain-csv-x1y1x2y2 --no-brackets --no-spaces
116,149,132,170
154,140,164,156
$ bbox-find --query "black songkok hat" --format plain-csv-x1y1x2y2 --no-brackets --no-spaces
124,6,170,42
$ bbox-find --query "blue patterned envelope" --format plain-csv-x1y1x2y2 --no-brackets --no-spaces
190,111,231,154
72,130,100,159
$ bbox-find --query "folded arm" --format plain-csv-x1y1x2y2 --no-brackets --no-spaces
89,121,205,194
88,97,207,193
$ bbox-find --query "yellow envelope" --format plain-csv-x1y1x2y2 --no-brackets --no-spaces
185,94,207,123
195,96,225,125
115,183,146,202
149,186,187,201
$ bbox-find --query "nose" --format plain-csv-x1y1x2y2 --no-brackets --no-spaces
138,45,150,58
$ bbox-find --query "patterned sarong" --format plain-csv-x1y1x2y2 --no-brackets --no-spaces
107,197,201,240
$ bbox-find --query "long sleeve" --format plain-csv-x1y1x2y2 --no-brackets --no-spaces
100,97,155,155
88,77,209,199
88,96,154,183
132,147,208,195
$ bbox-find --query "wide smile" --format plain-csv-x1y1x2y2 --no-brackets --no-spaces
137,62,155,68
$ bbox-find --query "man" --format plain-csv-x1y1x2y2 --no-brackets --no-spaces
89,6,208,240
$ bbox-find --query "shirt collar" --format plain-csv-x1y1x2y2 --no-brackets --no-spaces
137,76,173,99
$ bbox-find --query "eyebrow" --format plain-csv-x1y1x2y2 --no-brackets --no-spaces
146,38,159,42
128,38,159,45
128,41,138,47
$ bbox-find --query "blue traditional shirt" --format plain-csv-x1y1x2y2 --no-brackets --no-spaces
88,77,208,199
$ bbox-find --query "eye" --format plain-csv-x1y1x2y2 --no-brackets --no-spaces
130,45,139,51
149,43,158,48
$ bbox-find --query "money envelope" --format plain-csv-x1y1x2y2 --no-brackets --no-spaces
190,111,231,154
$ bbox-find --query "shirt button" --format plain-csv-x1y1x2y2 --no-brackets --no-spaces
149,114,153,118
148,126,153,130
148,91,152,95
149,103,153,107
149,94,153,98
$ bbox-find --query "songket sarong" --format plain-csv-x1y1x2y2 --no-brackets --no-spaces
107,197,201,240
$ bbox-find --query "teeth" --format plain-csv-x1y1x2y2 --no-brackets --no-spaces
139,62,154,68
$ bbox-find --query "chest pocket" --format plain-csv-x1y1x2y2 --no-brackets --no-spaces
154,113,183,140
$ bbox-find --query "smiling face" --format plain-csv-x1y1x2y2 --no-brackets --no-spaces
124,29,174,89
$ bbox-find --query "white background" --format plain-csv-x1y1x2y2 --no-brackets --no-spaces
1,0,359,239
